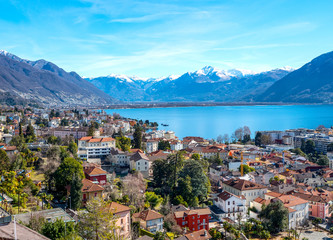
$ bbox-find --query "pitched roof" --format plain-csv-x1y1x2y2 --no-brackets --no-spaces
108,202,131,214
182,229,211,240
79,136,93,141
0,221,50,240
217,191,245,201
130,151,149,161
174,208,211,218
84,166,107,176
223,179,267,191
82,178,104,193
134,209,163,221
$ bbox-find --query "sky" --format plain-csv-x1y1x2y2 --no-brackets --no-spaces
0,0,333,78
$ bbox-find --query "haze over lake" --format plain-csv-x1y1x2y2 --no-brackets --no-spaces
106,105,333,139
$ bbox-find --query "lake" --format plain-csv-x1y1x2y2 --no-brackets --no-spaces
105,105,333,140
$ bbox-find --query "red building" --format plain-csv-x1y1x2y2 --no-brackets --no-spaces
174,208,211,232
84,166,107,185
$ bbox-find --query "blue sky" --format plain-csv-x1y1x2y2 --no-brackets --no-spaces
0,0,332,78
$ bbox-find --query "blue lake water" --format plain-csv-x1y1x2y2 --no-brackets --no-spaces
105,105,333,140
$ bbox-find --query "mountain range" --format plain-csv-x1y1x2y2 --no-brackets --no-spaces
0,50,117,106
1,50,333,105
86,66,293,102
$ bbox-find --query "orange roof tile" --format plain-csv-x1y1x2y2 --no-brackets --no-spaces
108,202,131,214
84,166,107,176
82,178,104,193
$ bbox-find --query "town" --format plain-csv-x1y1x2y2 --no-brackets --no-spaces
1,105,333,240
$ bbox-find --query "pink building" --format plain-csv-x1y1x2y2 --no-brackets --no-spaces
108,202,131,239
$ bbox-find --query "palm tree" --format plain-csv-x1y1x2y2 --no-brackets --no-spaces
40,193,47,210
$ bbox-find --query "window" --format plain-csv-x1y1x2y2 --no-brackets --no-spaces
121,219,123,224
233,201,235,205
228,201,230,205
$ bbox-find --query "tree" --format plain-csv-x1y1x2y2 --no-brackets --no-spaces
216,135,223,143
70,173,83,210
222,133,229,144
234,127,244,141
312,217,321,231
116,136,131,151
41,218,76,240
304,140,316,154
209,228,222,240
176,176,192,206
122,173,146,208
53,157,84,195
242,134,251,143
255,132,262,146
0,150,10,173
317,155,329,166
164,213,182,234
68,141,78,155
133,125,143,149
191,153,200,161
88,124,95,136
144,192,163,209
178,159,210,205
25,124,36,142
238,164,255,174
259,200,288,233
153,232,167,240
243,126,251,136
261,134,271,145
158,140,171,150
77,198,120,240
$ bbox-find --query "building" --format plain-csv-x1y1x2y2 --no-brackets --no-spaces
129,152,151,177
84,166,107,185
0,221,50,240
52,127,88,139
222,179,268,206
211,191,246,222
15,208,74,224
253,192,309,228
78,136,116,160
109,148,131,167
173,208,211,232
174,229,211,240
133,209,164,233
145,139,159,153
170,140,183,151
82,178,104,204
108,202,131,239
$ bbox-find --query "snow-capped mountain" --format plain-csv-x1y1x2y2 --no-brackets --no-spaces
86,66,293,102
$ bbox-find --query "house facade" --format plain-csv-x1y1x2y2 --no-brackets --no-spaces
133,210,164,233
84,166,107,185
81,178,104,205
78,136,116,160
174,208,211,232
212,191,247,222
109,202,131,239
222,179,267,206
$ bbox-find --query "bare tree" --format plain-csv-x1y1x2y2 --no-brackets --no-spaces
122,172,145,208
222,134,229,143
243,126,251,136
234,128,244,141
216,135,223,143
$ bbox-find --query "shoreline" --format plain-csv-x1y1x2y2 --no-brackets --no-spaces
102,102,324,110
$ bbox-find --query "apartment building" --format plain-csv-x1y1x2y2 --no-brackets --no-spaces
78,136,116,160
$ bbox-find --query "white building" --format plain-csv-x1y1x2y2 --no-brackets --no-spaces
170,140,183,151
78,136,116,160
212,191,247,222
130,152,151,177
222,179,268,206
145,140,159,153
108,148,131,166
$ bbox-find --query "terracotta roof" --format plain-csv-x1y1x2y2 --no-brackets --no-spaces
82,178,104,193
134,209,163,221
253,197,270,205
88,138,102,143
101,137,115,142
183,229,211,240
265,191,284,198
130,152,149,161
79,136,93,141
84,166,107,176
174,208,211,219
277,195,309,208
223,179,267,191
108,202,131,214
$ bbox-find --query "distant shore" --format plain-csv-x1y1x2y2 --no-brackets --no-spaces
102,102,323,110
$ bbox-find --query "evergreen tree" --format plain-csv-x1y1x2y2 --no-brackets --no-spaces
0,150,10,173
254,132,262,146
87,124,95,136
70,173,83,210
133,125,142,149
25,124,36,142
